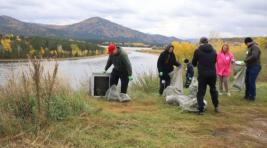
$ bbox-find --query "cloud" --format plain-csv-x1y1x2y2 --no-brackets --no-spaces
0,0,266,38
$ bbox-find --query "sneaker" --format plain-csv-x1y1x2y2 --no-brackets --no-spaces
227,92,231,96
215,107,220,113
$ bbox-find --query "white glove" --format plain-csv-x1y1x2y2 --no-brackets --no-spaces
235,61,245,65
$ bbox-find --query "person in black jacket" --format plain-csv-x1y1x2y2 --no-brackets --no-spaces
184,59,194,88
192,37,219,115
104,43,133,94
244,37,261,101
157,44,181,95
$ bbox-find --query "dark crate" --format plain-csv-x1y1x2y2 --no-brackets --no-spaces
91,73,110,96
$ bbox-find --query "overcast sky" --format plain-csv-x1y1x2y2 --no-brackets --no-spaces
0,0,266,39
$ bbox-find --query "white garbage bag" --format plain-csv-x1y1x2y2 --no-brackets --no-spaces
169,67,184,93
163,86,183,97
164,74,207,112
105,85,121,101
188,78,198,98
166,95,179,105
232,64,246,91
180,98,207,112
105,85,131,102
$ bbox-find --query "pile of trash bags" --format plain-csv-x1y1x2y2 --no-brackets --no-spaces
105,85,131,102
163,67,207,112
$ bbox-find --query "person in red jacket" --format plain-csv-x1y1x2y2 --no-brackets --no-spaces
216,44,235,96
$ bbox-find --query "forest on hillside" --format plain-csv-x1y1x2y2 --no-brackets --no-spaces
0,34,105,59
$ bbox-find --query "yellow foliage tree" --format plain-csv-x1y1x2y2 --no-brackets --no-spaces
1,38,12,52
172,41,197,61
255,37,267,49
95,49,99,55
209,38,246,60
28,45,35,56
40,47,45,56
57,45,64,57
70,44,81,57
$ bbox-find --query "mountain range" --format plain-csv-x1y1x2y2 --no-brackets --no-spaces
0,15,180,44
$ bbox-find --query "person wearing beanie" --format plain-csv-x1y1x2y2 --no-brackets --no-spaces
192,37,219,115
157,44,181,95
184,58,194,88
104,43,133,94
244,37,262,101
199,37,208,44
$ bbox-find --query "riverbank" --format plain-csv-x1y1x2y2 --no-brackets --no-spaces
1,80,267,147
136,49,162,55
0,54,107,63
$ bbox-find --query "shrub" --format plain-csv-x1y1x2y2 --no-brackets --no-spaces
0,59,90,136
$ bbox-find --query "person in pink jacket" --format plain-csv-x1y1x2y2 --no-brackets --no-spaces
216,44,235,96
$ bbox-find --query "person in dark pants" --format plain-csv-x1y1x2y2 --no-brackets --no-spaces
157,44,181,95
184,59,194,88
244,37,261,101
105,43,133,94
192,37,219,115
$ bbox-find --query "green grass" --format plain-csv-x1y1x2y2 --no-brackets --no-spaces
0,45,266,147
1,82,267,147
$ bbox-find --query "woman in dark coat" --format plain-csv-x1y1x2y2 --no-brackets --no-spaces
157,44,181,95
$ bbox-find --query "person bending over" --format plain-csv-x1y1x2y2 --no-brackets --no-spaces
105,43,133,94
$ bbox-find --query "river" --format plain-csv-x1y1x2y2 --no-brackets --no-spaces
0,47,159,88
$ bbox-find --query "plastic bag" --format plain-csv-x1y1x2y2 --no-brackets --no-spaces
163,86,183,97
105,85,131,102
164,76,207,112
188,78,198,98
166,95,179,105
180,98,207,112
169,67,184,93
232,64,246,91
105,85,121,101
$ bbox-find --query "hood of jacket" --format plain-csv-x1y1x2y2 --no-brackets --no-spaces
199,43,214,53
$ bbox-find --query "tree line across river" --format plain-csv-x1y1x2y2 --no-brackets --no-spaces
0,34,105,59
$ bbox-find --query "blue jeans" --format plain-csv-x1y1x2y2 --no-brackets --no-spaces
245,65,261,100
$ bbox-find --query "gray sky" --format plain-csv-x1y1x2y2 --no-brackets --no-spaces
0,0,266,39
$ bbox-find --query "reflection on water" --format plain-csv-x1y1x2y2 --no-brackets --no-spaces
0,47,159,88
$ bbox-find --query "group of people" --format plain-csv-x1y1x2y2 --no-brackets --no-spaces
104,37,262,115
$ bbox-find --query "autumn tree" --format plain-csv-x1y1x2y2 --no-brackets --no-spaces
172,41,197,61
70,44,80,57
1,38,12,52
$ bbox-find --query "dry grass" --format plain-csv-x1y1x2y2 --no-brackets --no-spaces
1,73,267,147
0,41,266,147
0,59,90,140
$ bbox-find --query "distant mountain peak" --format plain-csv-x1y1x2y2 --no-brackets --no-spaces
0,15,181,44
78,17,112,24
0,15,19,21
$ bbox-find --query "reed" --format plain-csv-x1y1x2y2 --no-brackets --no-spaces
0,58,89,137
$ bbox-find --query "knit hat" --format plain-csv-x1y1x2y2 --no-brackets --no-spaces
108,43,117,55
244,37,253,44
199,37,208,44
